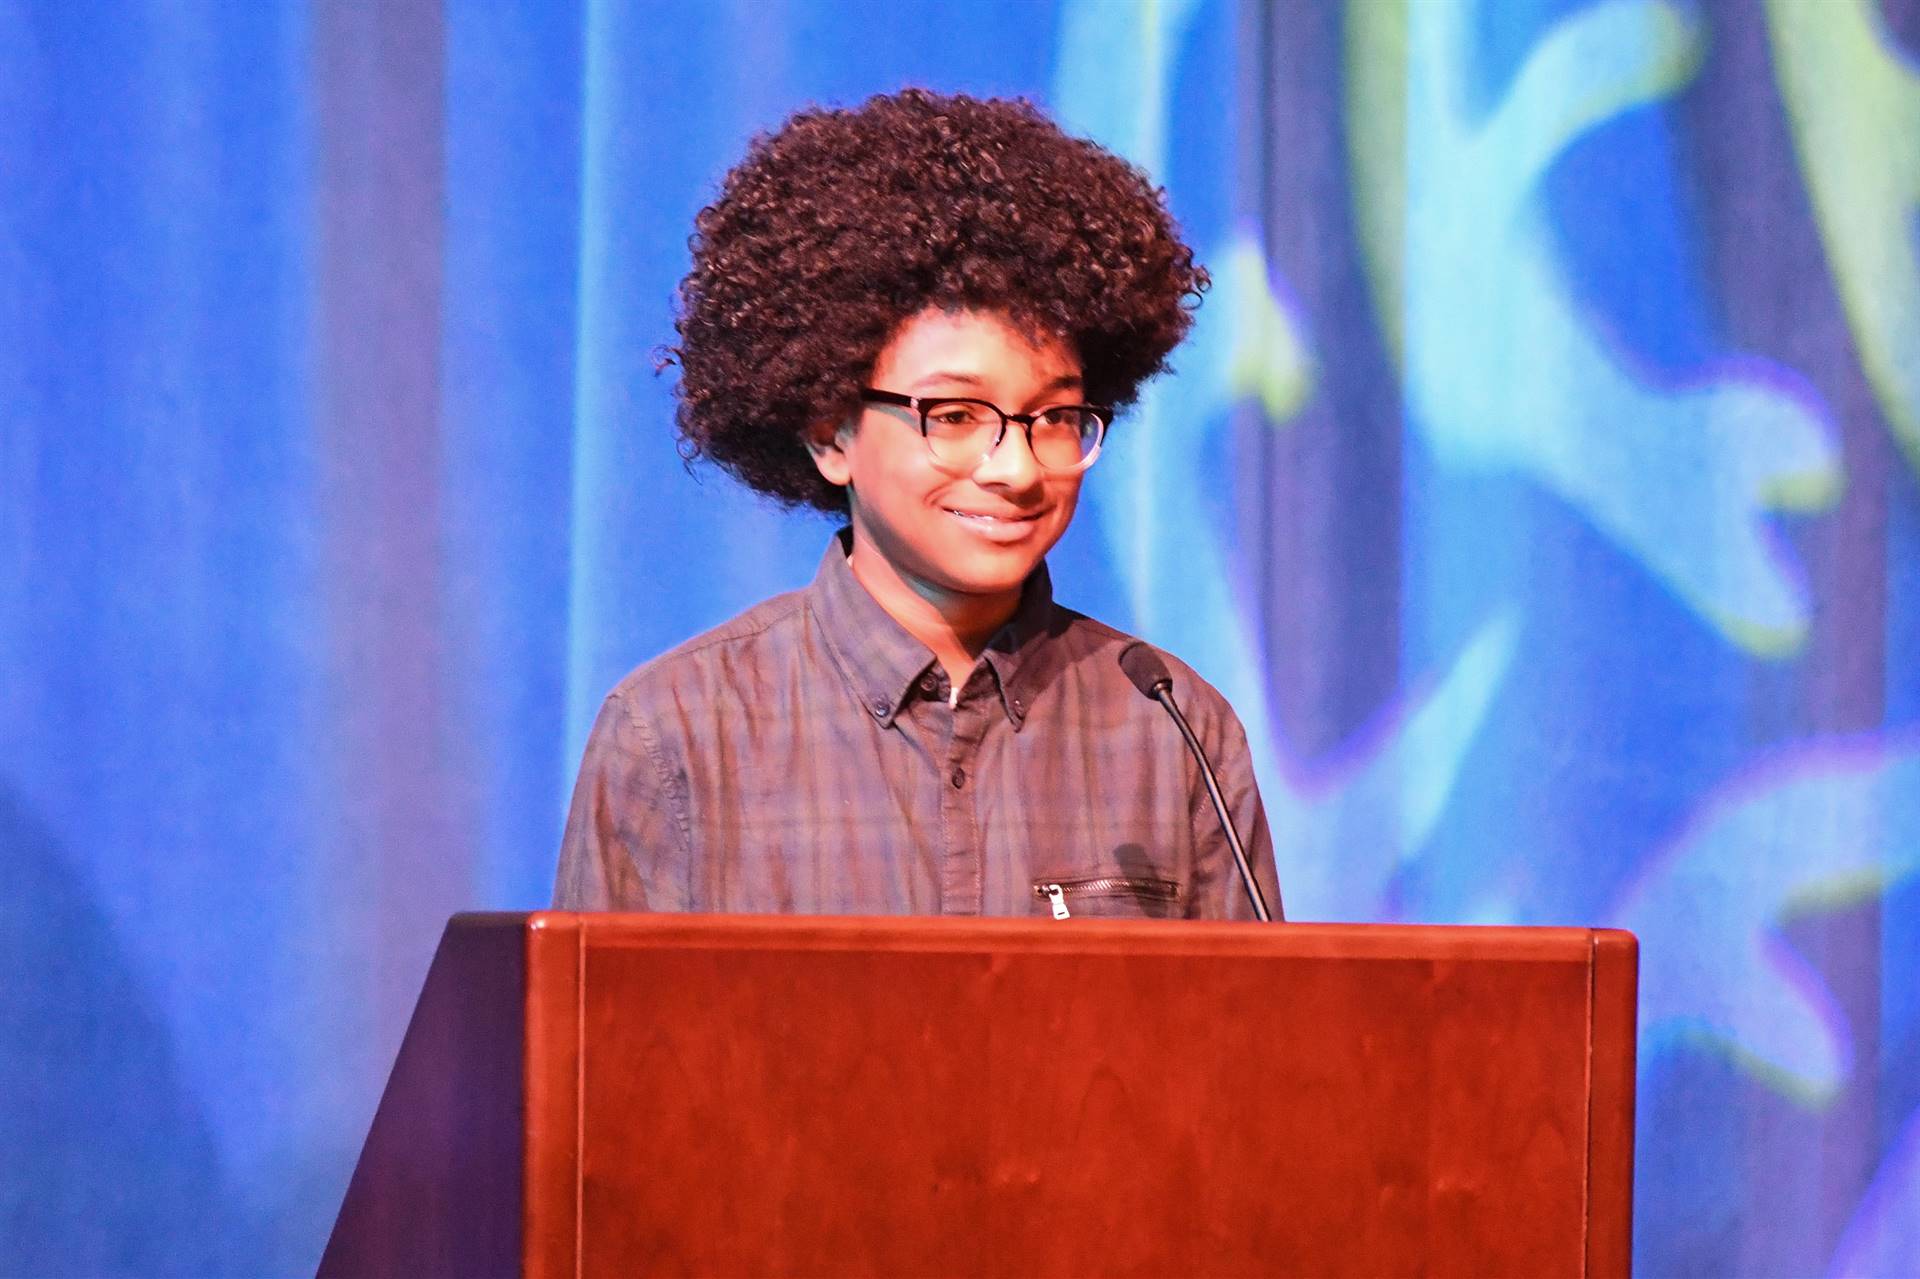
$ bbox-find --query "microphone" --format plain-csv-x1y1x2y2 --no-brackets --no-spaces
1118,642,1274,922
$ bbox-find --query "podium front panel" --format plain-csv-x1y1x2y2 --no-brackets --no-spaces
540,916,1633,1278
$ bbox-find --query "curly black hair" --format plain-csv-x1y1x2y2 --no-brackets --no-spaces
669,88,1208,514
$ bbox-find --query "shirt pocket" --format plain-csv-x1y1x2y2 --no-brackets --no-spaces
1032,875,1184,920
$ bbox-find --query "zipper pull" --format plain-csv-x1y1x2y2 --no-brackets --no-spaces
1044,883,1070,920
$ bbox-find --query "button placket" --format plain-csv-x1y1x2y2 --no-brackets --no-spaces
937,690,988,915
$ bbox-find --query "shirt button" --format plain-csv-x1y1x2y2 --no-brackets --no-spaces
870,697,890,717
918,675,939,695
950,767,966,788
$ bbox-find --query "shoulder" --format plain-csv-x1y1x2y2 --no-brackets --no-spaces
1044,605,1234,707
601,586,814,721
1036,606,1246,737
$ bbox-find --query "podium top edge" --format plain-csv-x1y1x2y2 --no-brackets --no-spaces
453,912,1634,963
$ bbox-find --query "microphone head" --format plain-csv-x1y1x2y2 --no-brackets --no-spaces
1117,641,1174,699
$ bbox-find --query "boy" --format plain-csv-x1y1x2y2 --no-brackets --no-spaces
556,89,1281,920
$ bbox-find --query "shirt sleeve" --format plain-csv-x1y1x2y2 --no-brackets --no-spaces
1186,703,1285,922
552,689,691,911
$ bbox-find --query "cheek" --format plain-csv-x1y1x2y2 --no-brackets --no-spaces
1049,478,1085,522
847,446,950,523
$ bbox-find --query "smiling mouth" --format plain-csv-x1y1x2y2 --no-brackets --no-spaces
943,509,1041,523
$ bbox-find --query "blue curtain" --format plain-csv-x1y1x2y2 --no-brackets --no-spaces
3,0,1916,1273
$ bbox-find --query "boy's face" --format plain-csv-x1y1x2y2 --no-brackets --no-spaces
809,307,1087,611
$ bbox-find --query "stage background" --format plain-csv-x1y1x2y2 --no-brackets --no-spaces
4,0,1918,1273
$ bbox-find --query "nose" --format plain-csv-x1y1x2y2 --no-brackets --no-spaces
970,419,1044,491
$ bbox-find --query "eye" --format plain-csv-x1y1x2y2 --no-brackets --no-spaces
1033,406,1097,435
924,401,995,431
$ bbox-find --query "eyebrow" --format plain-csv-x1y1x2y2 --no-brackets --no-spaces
908,371,1085,397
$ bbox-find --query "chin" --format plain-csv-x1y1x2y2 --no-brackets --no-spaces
933,543,1049,596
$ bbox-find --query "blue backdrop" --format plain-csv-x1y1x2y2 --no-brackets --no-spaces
4,0,1917,1273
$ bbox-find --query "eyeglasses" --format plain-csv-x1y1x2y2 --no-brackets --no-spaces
858,388,1112,476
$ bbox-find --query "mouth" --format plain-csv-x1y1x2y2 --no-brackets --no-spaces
943,507,1047,541
943,508,1041,524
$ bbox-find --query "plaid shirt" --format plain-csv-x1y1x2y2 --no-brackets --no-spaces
555,535,1281,921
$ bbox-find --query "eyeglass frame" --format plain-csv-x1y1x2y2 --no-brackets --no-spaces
856,387,1113,476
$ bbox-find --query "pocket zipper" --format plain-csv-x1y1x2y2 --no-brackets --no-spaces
1034,876,1182,920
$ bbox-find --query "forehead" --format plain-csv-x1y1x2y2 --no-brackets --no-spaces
869,308,1081,388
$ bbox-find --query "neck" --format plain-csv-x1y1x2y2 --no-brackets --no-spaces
845,537,1021,688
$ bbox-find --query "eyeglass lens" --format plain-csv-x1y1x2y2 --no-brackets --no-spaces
919,399,1102,472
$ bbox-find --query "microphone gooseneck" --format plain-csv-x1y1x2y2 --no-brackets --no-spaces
1117,641,1274,922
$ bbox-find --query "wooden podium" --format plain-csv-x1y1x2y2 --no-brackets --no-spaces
320,913,1636,1277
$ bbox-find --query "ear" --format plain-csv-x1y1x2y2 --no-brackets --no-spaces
805,418,855,487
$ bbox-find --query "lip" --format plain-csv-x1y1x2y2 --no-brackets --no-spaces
943,507,1046,542
943,508,1040,522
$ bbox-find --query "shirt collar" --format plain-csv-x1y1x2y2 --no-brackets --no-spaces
808,530,1054,730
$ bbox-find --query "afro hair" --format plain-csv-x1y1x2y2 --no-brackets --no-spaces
669,88,1208,514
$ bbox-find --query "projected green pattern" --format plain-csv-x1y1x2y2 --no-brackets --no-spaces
1346,0,1841,656
1768,0,1920,476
